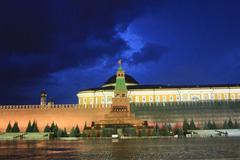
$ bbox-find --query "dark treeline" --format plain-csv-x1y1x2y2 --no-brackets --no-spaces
4,119,239,137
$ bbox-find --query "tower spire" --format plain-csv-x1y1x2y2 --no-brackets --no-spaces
117,59,123,71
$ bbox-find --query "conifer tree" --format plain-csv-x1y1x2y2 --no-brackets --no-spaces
167,124,172,133
160,124,169,136
234,120,238,129
75,125,81,137
212,121,217,129
203,121,208,129
223,120,228,129
26,121,32,132
62,128,68,137
83,122,87,130
91,130,97,137
189,119,196,130
44,124,51,132
130,128,136,136
183,119,189,132
57,129,63,137
140,126,147,136
32,121,39,132
174,128,183,136
70,127,76,137
12,122,20,132
50,122,55,132
228,118,234,129
153,123,160,136
6,122,12,132
53,124,59,137
207,120,212,129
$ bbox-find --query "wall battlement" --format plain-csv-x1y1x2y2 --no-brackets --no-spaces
0,104,112,110
0,100,239,110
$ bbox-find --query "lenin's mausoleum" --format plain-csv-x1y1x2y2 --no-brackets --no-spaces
1,60,240,131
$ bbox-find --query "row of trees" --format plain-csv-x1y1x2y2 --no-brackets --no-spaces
5,121,81,138
183,118,239,131
6,122,20,132
5,119,240,137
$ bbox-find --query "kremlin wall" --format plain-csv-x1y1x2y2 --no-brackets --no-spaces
0,62,240,132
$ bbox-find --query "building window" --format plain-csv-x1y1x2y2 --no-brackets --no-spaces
163,96,166,102
204,95,208,100
107,96,112,103
101,97,105,104
170,95,174,102
79,98,81,104
155,96,160,102
192,96,200,101
211,94,215,100
83,98,86,104
149,96,153,102
135,96,139,102
129,96,132,102
142,96,146,103
90,98,93,104
176,95,180,101
224,94,228,100
95,98,98,104
231,94,235,100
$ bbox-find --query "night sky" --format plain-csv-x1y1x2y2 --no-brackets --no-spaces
0,0,240,104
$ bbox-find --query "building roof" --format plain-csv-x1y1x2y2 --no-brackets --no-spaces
80,84,240,92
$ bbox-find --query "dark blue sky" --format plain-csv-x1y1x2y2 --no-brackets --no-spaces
0,0,239,104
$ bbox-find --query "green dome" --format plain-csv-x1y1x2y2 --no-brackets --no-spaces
102,74,139,88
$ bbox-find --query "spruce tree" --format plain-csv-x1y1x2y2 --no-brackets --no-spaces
207,120,212,129
174,128,183,136
183,119,189,132
203,121,208,129
62,128,68,137
83,122,87,130
228,118,234,129
130,128,136,136
212,121,217,129
223,120,228,129
75,125,80,137
50,122,55,132
167,124,172,133
6,122,12,132
189,119,196,130
53,124,59,137
153,123,160,136
12,122,20,132
26,121,32,132
70,127,76,137
91,130,96,137
44,124,51,132
160,124,169,136
141,126,147,136
32,121,39,132
57,129,63,137
234,120,238,129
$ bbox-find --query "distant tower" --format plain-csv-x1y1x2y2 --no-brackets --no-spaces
47,98,54,106
40,90,47,106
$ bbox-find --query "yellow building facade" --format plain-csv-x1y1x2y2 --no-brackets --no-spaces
77,71,240,106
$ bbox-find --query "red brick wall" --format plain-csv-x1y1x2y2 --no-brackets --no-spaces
0,107,111,132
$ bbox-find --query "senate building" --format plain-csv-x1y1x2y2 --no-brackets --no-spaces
77,61,240,107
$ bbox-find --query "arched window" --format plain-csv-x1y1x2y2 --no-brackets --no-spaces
191,96,200,101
